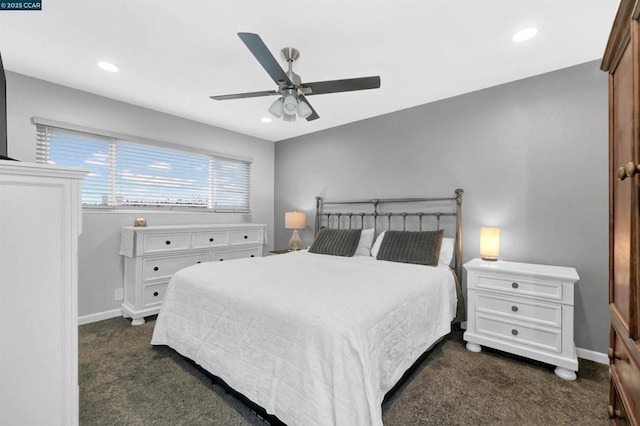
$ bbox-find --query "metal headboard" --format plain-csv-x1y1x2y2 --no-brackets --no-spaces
314,189,464,280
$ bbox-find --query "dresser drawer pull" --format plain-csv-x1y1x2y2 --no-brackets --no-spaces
153,266,159,271
219,258,224,261
511,305,518,312
612,351,628,362
165,240,171,245
511,282,519,289
511,329,519,336
196,261,201,264
608,405,623,419
209,238,214,242
153,291,159,297
244,235,248,239
250,254,255,258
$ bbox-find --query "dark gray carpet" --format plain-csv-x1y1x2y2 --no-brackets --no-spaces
79,317,609,425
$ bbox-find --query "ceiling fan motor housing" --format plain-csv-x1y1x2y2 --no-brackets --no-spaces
281,47,300,63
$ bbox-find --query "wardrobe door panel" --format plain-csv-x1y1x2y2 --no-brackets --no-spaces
611,41,635,330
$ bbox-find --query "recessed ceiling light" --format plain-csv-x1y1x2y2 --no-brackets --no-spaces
98,61,119,72
512,27,538,43
261,117,272,123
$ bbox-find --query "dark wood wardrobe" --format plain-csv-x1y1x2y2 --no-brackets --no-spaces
602,0,640,423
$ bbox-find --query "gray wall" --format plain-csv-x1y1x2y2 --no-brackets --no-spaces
274,61,609,353
5,71,275,318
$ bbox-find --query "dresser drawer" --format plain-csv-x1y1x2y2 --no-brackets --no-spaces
212,247,262,262
143,233,191,254
229,229,261,245
476,293,562,327
609,380,632,425
192,231,229,249
143,282,168,306
610,326,640,422
143,253,208,281
476,273,562,301
476,314,562,353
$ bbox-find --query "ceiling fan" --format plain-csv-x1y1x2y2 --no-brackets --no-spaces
210,32,381,122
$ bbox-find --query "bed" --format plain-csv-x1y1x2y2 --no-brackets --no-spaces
151,189,464,426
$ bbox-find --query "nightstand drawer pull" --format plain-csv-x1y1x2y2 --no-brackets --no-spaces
153,266,159,271
196,261,201,264
153,291,159,297
244,235,248,239
511,329,519,336
250,254,255,257
511,282,519,289
209,237,214,242
219,258,224,261
511,305,518,312
165,240,171,245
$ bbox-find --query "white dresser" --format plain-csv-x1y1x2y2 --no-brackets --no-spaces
120,223,266,325
463,258,580,380
0,161,87,426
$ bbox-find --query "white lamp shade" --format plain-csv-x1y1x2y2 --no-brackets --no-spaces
297,99,312,118
283,95,297,115
285,211,307,229
480,227,500,261
283,112,296,122
268,98,284,118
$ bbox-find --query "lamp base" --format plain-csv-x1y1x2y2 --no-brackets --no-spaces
481,256,498,261
288,229,302,251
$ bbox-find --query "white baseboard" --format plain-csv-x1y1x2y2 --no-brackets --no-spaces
576,347,608,365
78,308,122,326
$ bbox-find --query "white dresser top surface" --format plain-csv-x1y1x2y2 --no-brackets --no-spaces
464,258,579,282
122,223,266,231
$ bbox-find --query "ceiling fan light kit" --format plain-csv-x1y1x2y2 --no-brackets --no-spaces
296,99,312,118
283,94,298,115
268,98,284,118
210,32,381,122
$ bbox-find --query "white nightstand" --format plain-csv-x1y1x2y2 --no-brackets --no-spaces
463,258,580,380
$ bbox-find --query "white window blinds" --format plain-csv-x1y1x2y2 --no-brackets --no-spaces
35,124,251,212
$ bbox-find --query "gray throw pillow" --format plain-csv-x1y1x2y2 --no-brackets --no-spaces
376,230,444,265
309,228,362,257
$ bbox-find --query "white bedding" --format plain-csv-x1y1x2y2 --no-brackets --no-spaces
151,251,457,426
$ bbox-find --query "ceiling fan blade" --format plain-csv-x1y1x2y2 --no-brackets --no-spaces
301,76,380,96
298,94,320,121
237,32,293,87
210,90,279,101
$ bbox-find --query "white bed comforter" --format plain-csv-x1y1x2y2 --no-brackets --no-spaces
151,251,457,426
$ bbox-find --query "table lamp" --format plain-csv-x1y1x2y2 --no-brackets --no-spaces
480,227,500,261
285,211,306,251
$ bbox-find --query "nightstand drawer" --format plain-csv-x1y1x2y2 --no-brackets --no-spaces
229,229,261,245
476,274,562,301
476,314,562,353
192,231,229,249
143,253,208,281
143,282,168,306
476,293,562,327
212,248,262,262
143,233,191,254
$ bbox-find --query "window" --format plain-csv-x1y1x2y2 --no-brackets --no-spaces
35,123,251,212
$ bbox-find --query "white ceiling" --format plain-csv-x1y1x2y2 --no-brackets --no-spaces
0,0,618,142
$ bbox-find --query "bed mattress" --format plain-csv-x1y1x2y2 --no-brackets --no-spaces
151,250,457,426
